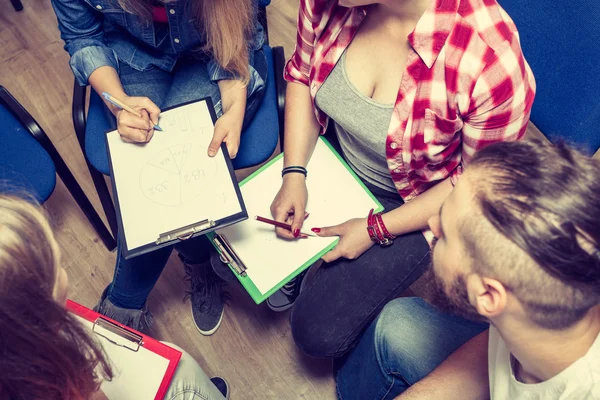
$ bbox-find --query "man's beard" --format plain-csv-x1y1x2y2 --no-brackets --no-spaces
430,269,486,322
429,240,486,322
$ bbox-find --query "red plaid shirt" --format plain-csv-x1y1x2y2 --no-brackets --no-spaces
285,0,536,201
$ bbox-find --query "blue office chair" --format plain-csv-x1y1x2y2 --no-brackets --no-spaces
499,0,600,154
0,86,116,250
72,0,286,239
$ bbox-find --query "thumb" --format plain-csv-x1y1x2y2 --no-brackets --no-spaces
312,224,341,237
208,126,227,157
321,246,342,263
139,98,161,125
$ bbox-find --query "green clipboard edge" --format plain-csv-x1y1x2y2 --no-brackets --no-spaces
207,137,384,304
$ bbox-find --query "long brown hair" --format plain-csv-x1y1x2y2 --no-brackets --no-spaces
0,195,113,399
119,0,253,82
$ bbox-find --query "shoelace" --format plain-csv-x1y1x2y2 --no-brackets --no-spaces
280,270,307,298
183,263,230,314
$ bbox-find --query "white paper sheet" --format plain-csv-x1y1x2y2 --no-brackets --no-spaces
74,316,170,400
107,101,242,250
216,139,381,295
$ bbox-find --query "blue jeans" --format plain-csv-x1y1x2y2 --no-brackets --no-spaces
335,297,488,400
107,50,267,309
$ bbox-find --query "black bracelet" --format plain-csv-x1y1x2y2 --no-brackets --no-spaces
282,165,307,178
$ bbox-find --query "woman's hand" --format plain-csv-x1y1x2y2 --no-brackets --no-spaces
313,218,374,263
270,174,308,239
208,107,244,159
115,96,161,143
209,79,247,159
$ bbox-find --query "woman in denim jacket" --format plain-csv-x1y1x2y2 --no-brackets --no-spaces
51,0,267,335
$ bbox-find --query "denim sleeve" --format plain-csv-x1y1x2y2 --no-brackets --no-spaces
50,0,118,85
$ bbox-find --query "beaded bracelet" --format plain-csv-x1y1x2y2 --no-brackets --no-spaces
282,165,307,178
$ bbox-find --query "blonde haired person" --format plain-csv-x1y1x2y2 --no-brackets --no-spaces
0,195,230,399
50,0,267,334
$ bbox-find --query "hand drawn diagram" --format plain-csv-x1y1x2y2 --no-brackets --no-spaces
139,133,218,207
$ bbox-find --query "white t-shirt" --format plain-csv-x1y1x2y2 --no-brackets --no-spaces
488,326,600,399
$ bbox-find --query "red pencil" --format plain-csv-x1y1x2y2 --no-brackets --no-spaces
254,216,316,237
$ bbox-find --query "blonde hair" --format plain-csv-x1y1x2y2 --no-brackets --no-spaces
118,0,253,83
0,195,113,399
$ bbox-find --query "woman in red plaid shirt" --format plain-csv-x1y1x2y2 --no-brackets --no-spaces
268,0,535,359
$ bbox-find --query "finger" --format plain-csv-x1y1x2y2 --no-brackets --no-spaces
140,109,154,141
311,224,340,237
290,204,307,238
118,126,149,143
120,111,153,131
273,208,295,239
290,212,309,223
208,127,227,157
139,97,161,125
321,246,343,263
275,226,295,239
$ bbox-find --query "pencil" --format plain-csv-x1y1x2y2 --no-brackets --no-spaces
102,92,163,131
255,215,317,237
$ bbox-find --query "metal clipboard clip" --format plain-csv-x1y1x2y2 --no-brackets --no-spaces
156,219,216,245
213,232,247,277
92,317,143,352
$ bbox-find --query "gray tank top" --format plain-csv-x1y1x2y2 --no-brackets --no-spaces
315,51,397,193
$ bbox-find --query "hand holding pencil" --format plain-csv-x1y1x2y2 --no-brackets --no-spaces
102,92,162,143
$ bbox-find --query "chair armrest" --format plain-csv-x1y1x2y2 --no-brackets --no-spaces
72,79,88,152
0,86,53,150
272,46,286,150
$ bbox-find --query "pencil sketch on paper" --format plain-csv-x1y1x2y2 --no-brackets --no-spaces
139,138,218,207
163,109,193,132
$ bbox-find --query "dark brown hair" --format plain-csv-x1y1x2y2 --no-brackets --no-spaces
0,195,112,399
118,0,253,83
463,139,600,329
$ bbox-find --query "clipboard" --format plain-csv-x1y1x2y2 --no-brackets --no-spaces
67,300,181,400
105,98,248,259
208,137,384,304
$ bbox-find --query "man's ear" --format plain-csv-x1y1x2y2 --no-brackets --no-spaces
466,274,508,319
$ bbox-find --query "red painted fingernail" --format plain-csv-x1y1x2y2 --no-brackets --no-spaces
294,229,300,238
300,234,309,239
311,228,321,233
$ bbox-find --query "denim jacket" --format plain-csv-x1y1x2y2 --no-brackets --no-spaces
51,0,265,96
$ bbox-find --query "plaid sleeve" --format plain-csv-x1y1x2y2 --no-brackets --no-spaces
283,0,315,86
453,40,536,183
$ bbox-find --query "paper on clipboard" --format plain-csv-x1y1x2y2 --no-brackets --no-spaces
67,300,180,400
106,100,243,252
74,315,170,400
215,138,383,296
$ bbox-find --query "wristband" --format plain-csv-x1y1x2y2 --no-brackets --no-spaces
366,209,378,242
375,213,395,240
366,210,394,247
372,215,385,242
282,165,307,178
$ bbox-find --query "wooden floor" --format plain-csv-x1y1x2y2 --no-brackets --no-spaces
0,1,338,399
